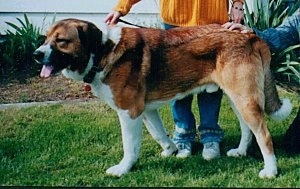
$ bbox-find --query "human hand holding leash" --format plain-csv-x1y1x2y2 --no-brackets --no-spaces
105,11,122,25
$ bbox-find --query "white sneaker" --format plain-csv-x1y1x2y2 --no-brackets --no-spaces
202,142,220,160
175,142,192,158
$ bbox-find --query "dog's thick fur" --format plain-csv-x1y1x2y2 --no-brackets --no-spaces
33,18,292,178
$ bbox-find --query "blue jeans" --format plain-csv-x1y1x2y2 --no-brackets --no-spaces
164,23,224,144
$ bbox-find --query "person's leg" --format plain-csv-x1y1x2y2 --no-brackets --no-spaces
198,89,224,160
171,95,196,158
163,22,196,158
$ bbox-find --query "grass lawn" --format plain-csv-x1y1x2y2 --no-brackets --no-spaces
0,89,299,187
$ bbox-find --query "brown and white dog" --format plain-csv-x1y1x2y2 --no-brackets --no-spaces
33,18,292,178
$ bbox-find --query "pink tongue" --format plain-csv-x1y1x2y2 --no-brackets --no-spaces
40,65,54,78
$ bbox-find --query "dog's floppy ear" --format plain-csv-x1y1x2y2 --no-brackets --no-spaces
87,23,103,54
77,22,103,54
77,22,104,83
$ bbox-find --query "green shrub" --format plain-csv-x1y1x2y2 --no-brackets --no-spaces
244,0,300,88
0,14,45,83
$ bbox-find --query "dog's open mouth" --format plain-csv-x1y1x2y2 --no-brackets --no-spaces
40,65,54,78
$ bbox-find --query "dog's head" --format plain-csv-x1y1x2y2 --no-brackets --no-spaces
33,18,103,79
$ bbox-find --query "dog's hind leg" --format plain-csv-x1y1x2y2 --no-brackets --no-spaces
106,111,143,177
227,99,253,157
143,109,178,157
226,93,277,178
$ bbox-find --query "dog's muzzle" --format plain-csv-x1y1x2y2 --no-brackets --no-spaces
33,50,45,64
33,47,55,78
33,44,53,65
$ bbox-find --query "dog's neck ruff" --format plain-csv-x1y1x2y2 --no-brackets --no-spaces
62,54,94,81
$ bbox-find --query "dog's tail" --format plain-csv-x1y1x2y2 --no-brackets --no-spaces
259,39,292,121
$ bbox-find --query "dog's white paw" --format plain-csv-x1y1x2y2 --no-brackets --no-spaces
259,167,277,179
106,164,131,177
226,148,247,157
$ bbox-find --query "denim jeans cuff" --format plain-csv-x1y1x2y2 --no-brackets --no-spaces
173,129,196,143
199,129,224,144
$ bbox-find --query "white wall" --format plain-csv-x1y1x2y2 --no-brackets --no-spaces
0,0,255,34
0,0,161,34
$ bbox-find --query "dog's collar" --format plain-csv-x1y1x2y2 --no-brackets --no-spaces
83,38,117,83
83,66,102,83
83,54,102,83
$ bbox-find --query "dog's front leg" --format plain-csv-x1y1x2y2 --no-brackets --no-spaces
143,109,177,157
106,111,143,177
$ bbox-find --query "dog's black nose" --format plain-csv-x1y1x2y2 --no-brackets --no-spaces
33,50,44,63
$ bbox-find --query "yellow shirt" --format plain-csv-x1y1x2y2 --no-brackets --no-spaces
114,0,244,27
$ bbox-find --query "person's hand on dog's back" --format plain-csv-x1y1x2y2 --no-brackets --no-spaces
222,22,254,33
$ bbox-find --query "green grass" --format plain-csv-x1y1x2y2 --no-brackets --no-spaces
0,90,299,187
